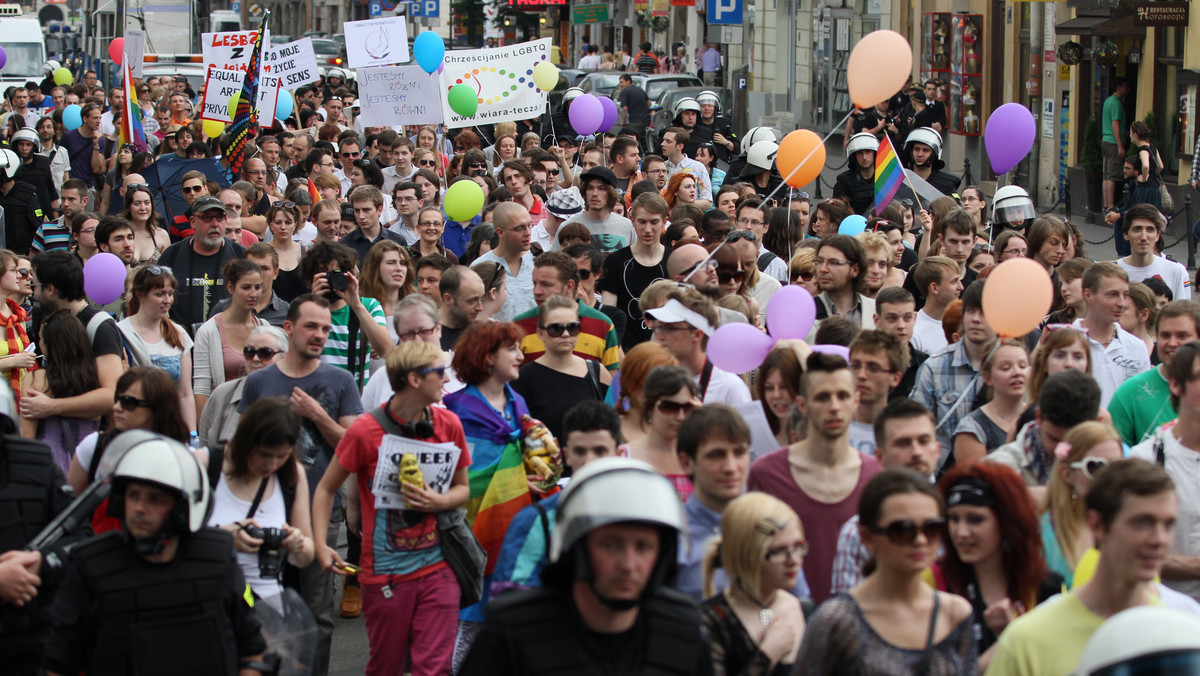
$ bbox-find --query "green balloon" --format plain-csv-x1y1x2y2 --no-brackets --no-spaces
447,84,478,118
444,180,485,222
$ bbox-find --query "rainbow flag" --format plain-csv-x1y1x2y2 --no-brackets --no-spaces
874,133,904,215
118,59,147,153
222,10,268,184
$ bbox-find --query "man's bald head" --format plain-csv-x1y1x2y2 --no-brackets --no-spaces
122,173,147,189
668,243,709,278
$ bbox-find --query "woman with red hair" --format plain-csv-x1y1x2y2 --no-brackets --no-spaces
663,172,698,212
443,321,534,657
933,462,1063,672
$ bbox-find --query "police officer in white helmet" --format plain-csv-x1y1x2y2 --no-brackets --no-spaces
902,127,960,196
834,133,880,214
460,458,712,675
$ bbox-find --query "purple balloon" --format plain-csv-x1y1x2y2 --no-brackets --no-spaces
811,344,851,362
598,96,618,133
707,323,777,374
984,103,1036,176
569,94,604,136
766,285,817,340
83,253,128,305
0,46,7,70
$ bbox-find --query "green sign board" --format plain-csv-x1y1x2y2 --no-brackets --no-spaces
572,3,609,23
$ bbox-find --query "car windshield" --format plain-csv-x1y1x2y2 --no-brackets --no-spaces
646,80,683,100
311,40,338,55
0,44,43,78
588,74,620,92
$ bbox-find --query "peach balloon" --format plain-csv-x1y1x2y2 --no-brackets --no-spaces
981,258,1053,337
847,30,914,108
776,130,826,189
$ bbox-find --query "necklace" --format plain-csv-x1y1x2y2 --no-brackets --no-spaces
733,581,776,626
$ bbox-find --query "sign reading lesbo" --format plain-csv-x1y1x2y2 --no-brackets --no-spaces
200,32,317,123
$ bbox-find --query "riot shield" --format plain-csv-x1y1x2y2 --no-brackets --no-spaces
255,588,318,676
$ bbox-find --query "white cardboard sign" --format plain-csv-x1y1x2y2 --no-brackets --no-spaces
200,65,280,123
125,29,146,79
437,38,551,129
355,65,442,127
344,16,411,69
263,37,320,88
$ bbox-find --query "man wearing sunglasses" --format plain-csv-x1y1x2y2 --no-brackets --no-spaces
1110,301,1200,446
988,459,1179,676
667,242,747,327
333,138,361,196
748,352,883,605
645,291,750,406
513,252,620,371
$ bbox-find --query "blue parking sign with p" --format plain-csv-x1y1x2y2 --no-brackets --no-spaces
409,0,423,15
370,1,381,14
707,0,742,24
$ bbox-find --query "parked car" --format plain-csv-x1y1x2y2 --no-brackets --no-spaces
549,69,587,112
625,74,704,103
577,71,624,98
311,38,343,67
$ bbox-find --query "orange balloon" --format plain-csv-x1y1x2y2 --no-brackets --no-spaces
776,130,826,189
848,30,914,108
981,258,1053,337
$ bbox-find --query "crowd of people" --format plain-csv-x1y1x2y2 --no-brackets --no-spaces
0,59,1198,676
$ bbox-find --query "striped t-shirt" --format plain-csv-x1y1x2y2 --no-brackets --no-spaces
33,219,74,252
321,297,386,389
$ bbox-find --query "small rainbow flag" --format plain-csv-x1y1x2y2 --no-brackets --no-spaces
118,59,147,153
875,134,904,215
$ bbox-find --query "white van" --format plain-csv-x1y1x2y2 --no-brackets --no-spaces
0,5,47,89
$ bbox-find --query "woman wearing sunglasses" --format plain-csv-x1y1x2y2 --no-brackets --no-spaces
198,326,287,448
797,469,977,675
415,125,448,175
119,265,197,431
0,250,34,405
932,463,1062,671
702,493,806,675
120,185,171,266
193,259,269,419
67,367,191,530
512,296,608,444
626,366,701,502
1040,421,1123,589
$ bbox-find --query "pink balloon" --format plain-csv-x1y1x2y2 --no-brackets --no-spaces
810,344,851,362
707,323,776,374
598,96,618,132
568,94,604,136
766,285,817,340
108,38,125,65
83,253,128,305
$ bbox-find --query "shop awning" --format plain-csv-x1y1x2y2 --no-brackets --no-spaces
1055,13,1145,37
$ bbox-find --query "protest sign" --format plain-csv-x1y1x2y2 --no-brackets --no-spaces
355,66,442,127
263,37,320,88
344,16,410,69
437,38,551,129
370,436,462,510
125,29,146,79
200,65,281,123
202,29,269,74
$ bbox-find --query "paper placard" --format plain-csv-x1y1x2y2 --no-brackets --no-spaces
437,38,551,129
200,65,281,123
344,16,411,69
371,435,462,510
125,29,146,79
263,37,320,88
355,66,443,127
202,29,270,74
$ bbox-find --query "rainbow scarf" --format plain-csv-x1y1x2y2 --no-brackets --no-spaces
874,133,904,215
118,60,147,153
444,384,533,621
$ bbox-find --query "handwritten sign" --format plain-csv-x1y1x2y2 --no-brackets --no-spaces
263,37,320,88
124,29,146,79
371,435,461,510
344,16,410,69
200,64,281,123
201,29,270,74
437,38,551,129
356,65,442,127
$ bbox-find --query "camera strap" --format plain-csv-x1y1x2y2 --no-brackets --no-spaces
245,477,269,520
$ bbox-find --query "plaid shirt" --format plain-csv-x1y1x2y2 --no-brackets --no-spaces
910,340,984,471
830,515,868,596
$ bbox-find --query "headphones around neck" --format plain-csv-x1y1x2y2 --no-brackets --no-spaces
398,407,435,439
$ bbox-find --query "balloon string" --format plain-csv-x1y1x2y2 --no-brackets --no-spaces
761,109,855,206
933,338,1002,433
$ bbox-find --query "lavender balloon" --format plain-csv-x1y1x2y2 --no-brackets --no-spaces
598,96,618,133
984,103,1036,176
765,285,817,340
707,323,776,374
83,253,128,305
0,46,7,70
569,94,604,136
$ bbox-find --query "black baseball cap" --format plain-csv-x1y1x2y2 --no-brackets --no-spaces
186,196,230,218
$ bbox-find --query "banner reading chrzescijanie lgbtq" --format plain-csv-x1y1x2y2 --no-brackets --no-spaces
437,38,552,129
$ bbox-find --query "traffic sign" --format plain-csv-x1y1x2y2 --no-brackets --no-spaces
408,0,423,15
231,1,240,12
370,1,381,15
707,0,741,24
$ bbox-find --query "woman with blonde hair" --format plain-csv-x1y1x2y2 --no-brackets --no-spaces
614,341,679,443
313,172,342,203
702,492,807,675
789,248,819,298
1040,421,1123,587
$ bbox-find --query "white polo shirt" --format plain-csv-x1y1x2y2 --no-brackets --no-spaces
1074,318,1152,408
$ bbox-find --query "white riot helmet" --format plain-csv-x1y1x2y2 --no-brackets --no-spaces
846,132,880,156
991,185,1036,226
741,126,783,151
327,68,346,82
549,458,687,608
105,431,212,552
562,87,585,105
905,126,943,161
740,140,779,178
696,90,721,111
43,60,61,75
1074,606,1200,675
674,97,702,116
0,149,19,180
10,127,39,148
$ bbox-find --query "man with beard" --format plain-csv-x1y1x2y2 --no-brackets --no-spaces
901,127,959,196
833,133,878,215
238,294,361,676
813,234,875,329
438,265,486,351
157,196,247,330
667,242,748,326
829,398,942,594
94,216,136,270
10,128,58,220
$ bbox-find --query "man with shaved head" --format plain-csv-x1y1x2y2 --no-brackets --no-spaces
470,202,535,321
669,242,747,325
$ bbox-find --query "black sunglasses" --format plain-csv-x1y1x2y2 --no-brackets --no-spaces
541,321,581,338
577,268,592,281
418,365,448,377
468,161,487,169
718,269,746,284
243,346,283,361
419,160,437,166
656,399,698,416
791,270,814,282
870,518,946,545
114,393,150,410
725,230,757,243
